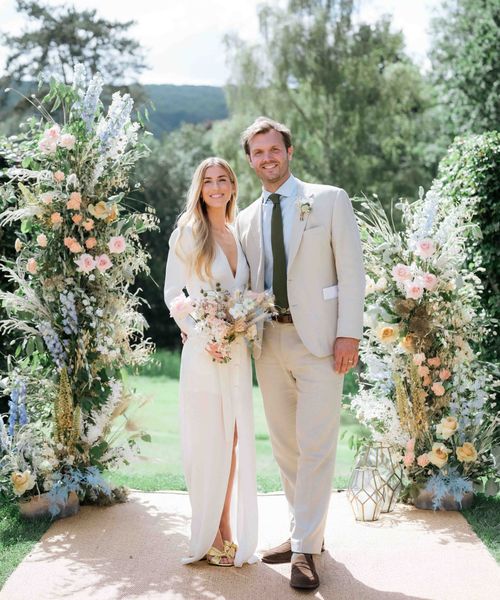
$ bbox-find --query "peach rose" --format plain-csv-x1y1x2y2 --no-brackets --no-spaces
439,368,451,381
423,375,432,386
403,452,415,467
428,357,441,368
417,365,430,377
413,353,426,366
456,442,478,463
431,382,446,396
406,438,416,453
69,242,83,253
26,258,37,274
83,219,94,231
417,453,430,467
37,234,48,248
50,212,63,226
72,214,83,224
53,170,65,183
85,237,97,249
88,201,109,220
66,192,82,210
64,236,77,249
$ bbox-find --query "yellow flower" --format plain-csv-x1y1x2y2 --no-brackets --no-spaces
88,201,109,220
428,442,451,468
456,442,478,463
15,238,23,252
106,203,118,223
11,470,36,496
399,334,415,353
377,323,399,344
436,416,458,440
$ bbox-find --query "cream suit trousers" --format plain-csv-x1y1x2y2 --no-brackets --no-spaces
256,321,344,554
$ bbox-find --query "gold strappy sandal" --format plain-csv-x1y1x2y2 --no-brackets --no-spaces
206,545,234,567
223,540,238,560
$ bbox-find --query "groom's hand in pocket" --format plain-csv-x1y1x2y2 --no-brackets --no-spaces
333,337,359,374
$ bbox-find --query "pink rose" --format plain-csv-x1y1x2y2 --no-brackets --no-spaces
26,258,37,275
66,192,82,210
413,353,426,366
405,280,424,300
417,453,430,467
422,272,438,290
45,124,61,140
417,365,430,377
95,253,112,272
439,368,451,381
403,452,415,467
108,235,126,254
415,238,436,259
40,192,53,205
391,263,412,282
59,133,76,150
431,382,446,396
428,357,441,368
38,138,57,154
37,234,48,248
53,171,65,183
169,294,194,320
75,253,96,274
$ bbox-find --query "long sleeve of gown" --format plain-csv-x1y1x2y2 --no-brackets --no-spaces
164,227,197,336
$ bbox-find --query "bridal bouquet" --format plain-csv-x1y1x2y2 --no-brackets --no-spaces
170,284,276,362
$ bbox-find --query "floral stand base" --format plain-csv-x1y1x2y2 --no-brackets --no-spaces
19,491,80,520
413,489,474,511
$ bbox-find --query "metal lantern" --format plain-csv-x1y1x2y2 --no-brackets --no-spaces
347,466,385,521
355,442,403,513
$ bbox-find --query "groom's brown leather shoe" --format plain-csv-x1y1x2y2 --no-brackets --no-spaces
261,539,325,564
290,553,320,590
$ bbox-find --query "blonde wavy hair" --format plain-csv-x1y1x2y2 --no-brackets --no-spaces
176,157,238,281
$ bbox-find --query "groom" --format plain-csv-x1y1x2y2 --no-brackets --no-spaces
236,117,365,590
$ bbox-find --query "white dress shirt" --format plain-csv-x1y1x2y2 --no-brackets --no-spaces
261,174,298,291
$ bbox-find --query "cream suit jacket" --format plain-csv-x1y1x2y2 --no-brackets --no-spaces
236,178,365,358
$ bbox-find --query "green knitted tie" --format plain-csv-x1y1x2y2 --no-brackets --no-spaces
269,193,289,311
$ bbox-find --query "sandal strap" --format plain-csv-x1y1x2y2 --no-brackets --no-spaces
223,540,238,558
207,545,233,566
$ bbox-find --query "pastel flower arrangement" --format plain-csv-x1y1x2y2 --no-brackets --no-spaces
351,185,499,508
170,284,276,362
0,65,157,509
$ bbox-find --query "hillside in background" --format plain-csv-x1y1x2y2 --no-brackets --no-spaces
143,84,228,136
0,82,228,138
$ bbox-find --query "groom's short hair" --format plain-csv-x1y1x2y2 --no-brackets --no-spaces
241,117,292,156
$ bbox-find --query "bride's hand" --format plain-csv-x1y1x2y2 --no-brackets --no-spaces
206,342,225,362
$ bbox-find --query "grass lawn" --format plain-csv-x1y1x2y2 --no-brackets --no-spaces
107,373,367,493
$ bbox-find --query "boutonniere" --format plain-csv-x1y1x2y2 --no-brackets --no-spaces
297,196,313,221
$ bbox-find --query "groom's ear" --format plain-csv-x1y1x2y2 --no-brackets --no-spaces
246,153,255,169
288,145,294,161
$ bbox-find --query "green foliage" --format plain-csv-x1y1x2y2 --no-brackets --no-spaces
429,0,500,136
131,124,215,349
218,0,438,206
1,0,147,85
462,493,500,562
143,85,228,137
437,131,500,360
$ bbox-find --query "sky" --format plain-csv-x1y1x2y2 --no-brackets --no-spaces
0,0,437,86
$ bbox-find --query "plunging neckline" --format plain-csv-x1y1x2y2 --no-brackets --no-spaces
215,227,240,280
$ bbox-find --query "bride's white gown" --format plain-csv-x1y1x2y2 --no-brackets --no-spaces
164,224,258,566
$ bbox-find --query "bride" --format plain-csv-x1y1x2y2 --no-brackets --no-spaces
164,157,258,567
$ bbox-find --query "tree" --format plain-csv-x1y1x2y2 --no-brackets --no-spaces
218,0,438,206
429,0,500,136
1,0,147,86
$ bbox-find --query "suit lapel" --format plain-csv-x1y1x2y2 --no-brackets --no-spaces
249,198,265,291
287,180,313,273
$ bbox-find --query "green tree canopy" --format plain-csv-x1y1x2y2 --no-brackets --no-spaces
1,0,147,86
218,0,438,206
429,0,500,136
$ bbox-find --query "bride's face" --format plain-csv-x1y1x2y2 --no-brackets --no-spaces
201,165,233,210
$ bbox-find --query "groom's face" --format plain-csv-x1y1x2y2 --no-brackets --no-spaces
247,129,293,190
